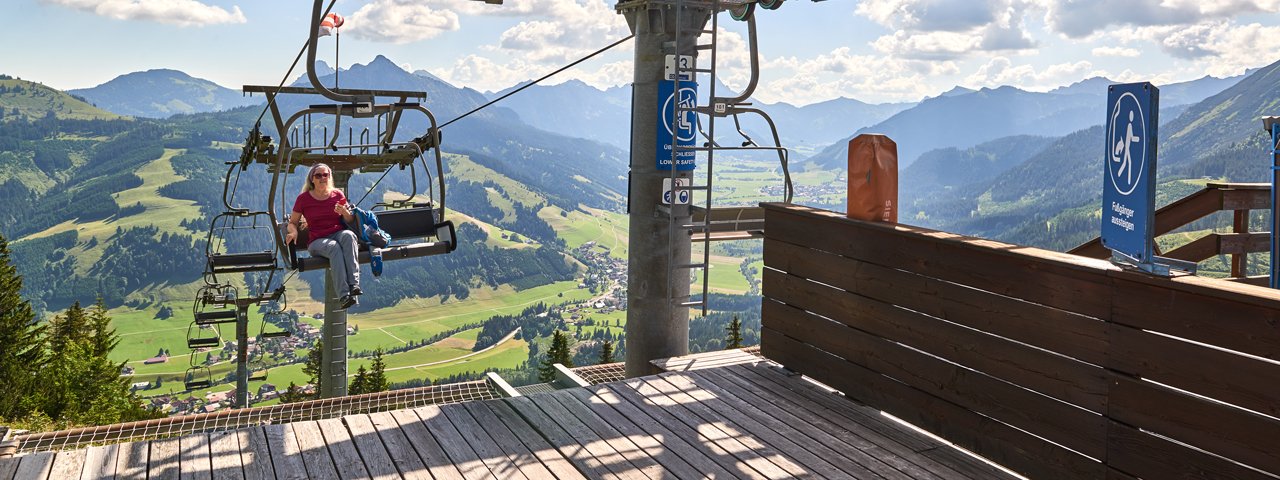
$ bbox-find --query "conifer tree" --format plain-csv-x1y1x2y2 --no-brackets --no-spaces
349,365,369,395
303,339,323,395
48,301,87,353
88,296,116,358
42,301,157,425
726,315,743,349
539,330,574,382
366,349,388,394
599,339,615,364
0,235,45,420
279,382,307,403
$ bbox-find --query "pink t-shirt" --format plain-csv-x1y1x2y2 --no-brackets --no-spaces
293,189,347,243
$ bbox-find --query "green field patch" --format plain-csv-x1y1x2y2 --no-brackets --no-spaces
446,154,545,207
346,328,412,353
697,255,751,294
0,79,124,121
22,149,203,275
353,281,588,330
388,337,528,384
442,208,532,250
349,327,482,372
539,205,628,258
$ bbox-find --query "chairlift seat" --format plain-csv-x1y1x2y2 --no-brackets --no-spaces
184,380,212,390
194,310,238,325
261,331,292,339
283,206,457,272
208,251,277,274
187,337,221,349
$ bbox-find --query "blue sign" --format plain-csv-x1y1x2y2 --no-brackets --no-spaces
1101,82,1159,263
657,80,698,170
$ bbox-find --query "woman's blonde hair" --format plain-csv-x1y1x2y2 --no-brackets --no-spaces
302,163,334,194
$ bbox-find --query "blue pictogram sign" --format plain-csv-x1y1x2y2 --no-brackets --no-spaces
1101,82,1158,263
657,80,698,170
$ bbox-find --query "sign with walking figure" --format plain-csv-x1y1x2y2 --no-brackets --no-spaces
1102,83,1158,264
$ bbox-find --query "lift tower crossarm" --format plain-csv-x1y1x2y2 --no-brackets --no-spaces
242,85,427,100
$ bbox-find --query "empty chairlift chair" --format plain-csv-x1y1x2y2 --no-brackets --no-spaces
193,284,239,326
184,365,213,391
205,211,280,284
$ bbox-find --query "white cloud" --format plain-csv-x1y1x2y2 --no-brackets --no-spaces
432,0,630,89
1168,21,1280,76
964,56,1096,90
856,0,1002,31
420,0,559,17
1092,46,1140,57
1036,0,1280,38
491,0,628,62
858,1,1036,59
439,54,631,93
1107,19,1280,77
757,47,947,104
346,0,461,44
872,30,983,59
43,0,246,27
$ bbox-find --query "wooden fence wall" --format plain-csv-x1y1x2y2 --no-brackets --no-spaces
760,203,1280,480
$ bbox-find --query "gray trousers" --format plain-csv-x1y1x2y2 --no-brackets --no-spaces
308,230,360,295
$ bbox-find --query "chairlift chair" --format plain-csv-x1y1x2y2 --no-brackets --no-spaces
193,284,239,326
258,294,294,340
204,210,280,285
184,365,213,391
186,321,222,350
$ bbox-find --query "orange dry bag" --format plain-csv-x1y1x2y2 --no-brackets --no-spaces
846,134,898,223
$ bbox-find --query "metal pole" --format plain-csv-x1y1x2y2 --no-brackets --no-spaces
320,171,352,397
235,305,249,408
618,1,711,377
320,278,348,397
1272,122,1279,289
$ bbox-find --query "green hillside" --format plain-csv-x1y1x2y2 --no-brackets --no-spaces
0,78,124,121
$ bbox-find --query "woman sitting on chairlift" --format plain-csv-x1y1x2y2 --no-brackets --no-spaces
285,163,362,309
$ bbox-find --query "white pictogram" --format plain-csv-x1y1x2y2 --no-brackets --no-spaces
1107,92,1146,196
662,86,698,142
1113,111,1140,184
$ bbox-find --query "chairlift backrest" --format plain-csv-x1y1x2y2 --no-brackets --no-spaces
375,206,440,239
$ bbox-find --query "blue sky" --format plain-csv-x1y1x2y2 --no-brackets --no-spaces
7,0,1280,105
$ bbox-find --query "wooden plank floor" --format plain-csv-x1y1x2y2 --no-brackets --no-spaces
5,363,1012,479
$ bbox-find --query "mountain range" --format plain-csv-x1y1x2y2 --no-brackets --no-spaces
899,60,1276,255
69,69,263,119
486,78,913,153
805,73,1245,170
5,54,1270,261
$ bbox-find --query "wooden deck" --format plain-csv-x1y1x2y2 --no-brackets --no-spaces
0,362,1010,479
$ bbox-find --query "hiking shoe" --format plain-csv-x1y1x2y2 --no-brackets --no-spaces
340,294,357,310
350,286,363,297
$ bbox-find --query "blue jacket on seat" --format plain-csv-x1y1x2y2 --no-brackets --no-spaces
350,207,391,276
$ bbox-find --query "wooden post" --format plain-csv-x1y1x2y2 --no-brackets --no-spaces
1234,209,1248,278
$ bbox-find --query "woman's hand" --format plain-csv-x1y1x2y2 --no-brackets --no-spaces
334,202,352,216
285,231,296,244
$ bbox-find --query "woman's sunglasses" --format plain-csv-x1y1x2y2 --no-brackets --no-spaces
313,172,331,178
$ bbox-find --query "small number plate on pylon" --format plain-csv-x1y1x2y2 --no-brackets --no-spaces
665,55,695,81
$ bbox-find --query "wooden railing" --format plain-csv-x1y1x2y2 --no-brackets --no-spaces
761,203,1280,480
1070,182,1271,283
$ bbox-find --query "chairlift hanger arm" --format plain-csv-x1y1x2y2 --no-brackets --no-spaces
716,13,759,105
307,0,368,105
